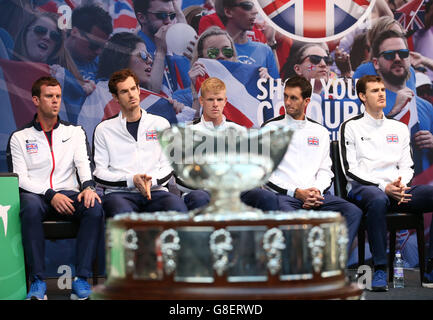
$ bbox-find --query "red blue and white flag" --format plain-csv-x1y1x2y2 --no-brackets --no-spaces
307,136,320,146
110,0,139,34
25,142,38,154
386,134,399,143
394,0,426,33
146,130,158,141
166,55,192,91
256,0,373,40
77,80,177,144
393,97,420,137
195,59,284,128
0,59,85,146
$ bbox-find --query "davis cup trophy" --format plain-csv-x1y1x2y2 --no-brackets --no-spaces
92,124,362,300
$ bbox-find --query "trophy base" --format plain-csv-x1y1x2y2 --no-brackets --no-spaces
93,210,362,300
92,278,362,300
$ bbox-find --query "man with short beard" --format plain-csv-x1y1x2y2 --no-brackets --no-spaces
372,30,433,174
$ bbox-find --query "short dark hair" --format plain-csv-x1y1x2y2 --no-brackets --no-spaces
356,75,383,100
31,76,61,98
72,5,113,35
371,29,407,59
133,0,172,15
216,0,238,24
108,69,140,95
284,75,312,100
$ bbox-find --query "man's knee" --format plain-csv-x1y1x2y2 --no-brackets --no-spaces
162,193,188,212
339,201,363,222
242,189,278,211
83,201,104,221
366,193,389,211
102,193,133,217
184,190,210,210
19,193,46,222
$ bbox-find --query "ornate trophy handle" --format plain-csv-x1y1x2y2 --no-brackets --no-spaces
159,228,181,275
263,228,286,275
209,229,233,276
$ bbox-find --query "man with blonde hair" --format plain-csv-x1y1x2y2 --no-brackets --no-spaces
180,77,279,211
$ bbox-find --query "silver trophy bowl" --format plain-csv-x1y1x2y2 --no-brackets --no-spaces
157,123,293,218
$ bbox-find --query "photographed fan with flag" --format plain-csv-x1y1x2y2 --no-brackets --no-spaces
394,0,426,35
194,59,284,128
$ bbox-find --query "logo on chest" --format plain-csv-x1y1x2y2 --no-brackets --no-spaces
386,134,399,144
146,130,158,141
307,136,319,146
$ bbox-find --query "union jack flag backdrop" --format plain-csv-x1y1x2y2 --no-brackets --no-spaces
109,0,139,34
394,0,426,34
257,0,373,39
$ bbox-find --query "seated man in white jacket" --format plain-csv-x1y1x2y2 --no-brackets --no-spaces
93,69,187,216
7,76,103,300
339,75,433,291
258,75,362,256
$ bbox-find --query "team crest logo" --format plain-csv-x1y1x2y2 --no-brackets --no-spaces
308,136,320,146
255,0,376,42
146,130,158,141
386,134,399,143
26,142,38,154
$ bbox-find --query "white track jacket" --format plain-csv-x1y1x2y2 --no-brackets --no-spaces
93,109,173,193
338,112,414,193
7,116,93,201
263,114,334,197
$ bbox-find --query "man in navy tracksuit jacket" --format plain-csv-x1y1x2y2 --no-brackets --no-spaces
93,69,187,216
339,75,433,291
7,76,103,300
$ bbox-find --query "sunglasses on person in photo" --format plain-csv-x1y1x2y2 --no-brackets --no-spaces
206,47,234,59
139,51,152,63
301,54,333,66
79,30,104,51
232,1,255,11
149,11,176,20
32,25,61,43
379,49,410,61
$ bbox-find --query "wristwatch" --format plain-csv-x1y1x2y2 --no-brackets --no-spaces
86,186,96,192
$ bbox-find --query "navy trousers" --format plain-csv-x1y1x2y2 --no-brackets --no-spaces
102,190,188,217
240,188,279,211
183,188,279,211
348,182,433,266
183,190,211,210
276,191,363,252
20,190,104,281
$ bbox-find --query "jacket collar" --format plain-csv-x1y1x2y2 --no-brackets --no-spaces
200,114,227,129
363,111,385,127
118,108,147,126
32,114,60,131
285,113,307,129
